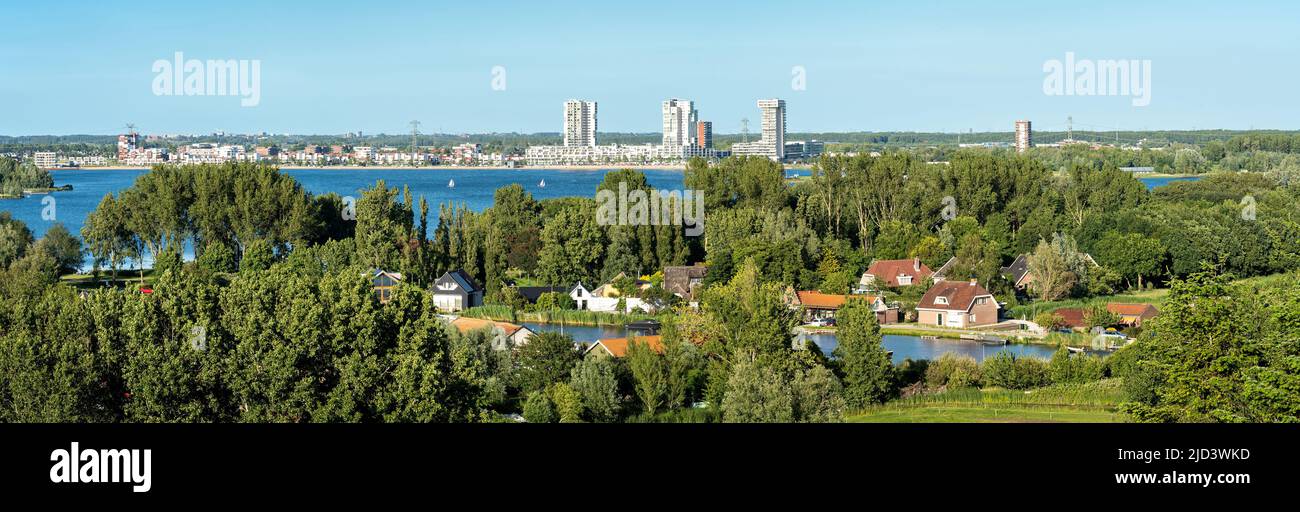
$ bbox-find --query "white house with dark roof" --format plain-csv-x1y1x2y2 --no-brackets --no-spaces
432,269,483,312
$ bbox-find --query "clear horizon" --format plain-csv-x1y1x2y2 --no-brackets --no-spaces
2,0,1296,136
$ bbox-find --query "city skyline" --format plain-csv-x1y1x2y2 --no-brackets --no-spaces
2,0,1299,135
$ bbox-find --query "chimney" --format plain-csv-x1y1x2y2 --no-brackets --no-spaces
913,257,921,272
969,279,978,287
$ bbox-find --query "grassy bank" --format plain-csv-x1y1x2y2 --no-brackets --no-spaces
1005,288,1168,319
459,305,660,326
846,379,1125,423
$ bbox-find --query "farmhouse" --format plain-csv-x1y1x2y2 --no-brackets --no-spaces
915,279,999,328
860,257,933,288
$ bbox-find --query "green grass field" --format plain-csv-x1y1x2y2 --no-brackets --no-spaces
846,379,1126,423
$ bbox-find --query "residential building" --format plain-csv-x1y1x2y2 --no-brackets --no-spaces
662,98,697,146
449,317,534,349
33,152,57,168
1107,303,1159,327
1015,120,1032,153
696,121,713,149
931,257,958,282
783,140,824,160
117,133,140,161
431,269,483,312
370,269,403,304
916,280,1000,328
586,335,663,359
789,289,900,325
663,264,707,303
564,99,598,147
575,273,654,313
1001,253,1098,291
861,258,933,288
524,143,714,166
730,98,786,161
353,146,376,161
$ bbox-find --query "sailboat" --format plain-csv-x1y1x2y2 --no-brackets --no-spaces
448,179,455,188
538,179,546,188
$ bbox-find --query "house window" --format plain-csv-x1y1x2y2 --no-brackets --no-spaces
936,297,948,305
898,275,912,286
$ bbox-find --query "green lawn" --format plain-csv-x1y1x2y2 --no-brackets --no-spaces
847,404,1121,423
846,380,1126,423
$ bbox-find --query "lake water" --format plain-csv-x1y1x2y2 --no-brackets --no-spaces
1139,175,1202,189
523,321,1060,362
798,332,1060,363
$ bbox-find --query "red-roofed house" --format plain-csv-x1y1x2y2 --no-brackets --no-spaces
860,257,933,288
915,279,999,328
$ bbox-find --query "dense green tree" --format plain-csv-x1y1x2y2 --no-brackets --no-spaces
833,297,895,407
569,357,621,422
720,358,794,423
515,332,580,394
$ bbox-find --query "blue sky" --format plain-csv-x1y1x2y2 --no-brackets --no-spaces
1,0,1295,135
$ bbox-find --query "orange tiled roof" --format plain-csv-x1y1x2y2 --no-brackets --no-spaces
796,291,847,309
591,335,663,358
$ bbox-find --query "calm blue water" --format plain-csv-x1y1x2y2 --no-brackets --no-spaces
523,322,626,344
798,333,1061,363
1140,175,1202,189
523,320,1060,363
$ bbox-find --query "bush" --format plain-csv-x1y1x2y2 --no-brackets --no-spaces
1049,348,1107,384
924,353,981,389
982,352,1050,390
533,291,575,311
522,391,557,423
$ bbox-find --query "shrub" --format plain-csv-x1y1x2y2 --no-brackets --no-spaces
522,390,557,423
925,353,981,389
982,352,1051,390
1049,348,1107,384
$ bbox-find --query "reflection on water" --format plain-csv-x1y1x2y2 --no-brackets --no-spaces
797,333,1062,363
525,321,1066,363
523,323,625,345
